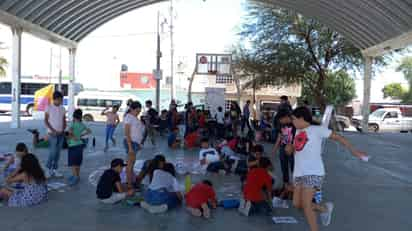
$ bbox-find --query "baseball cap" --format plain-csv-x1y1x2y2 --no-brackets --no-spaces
111,158,126,168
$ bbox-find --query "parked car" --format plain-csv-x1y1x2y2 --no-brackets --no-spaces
352,108,412,132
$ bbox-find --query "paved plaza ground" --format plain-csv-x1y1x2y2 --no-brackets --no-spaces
0,117,411,231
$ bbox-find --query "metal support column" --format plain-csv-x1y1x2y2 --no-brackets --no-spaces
68,48,76,121
10,27,22,129
362,56,373,133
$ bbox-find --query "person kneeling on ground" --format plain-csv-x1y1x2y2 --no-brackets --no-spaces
238,157,273,216
199,138,226,174
185,180,217,219
0,154,48,207
141,163,183,214
96,158,131,204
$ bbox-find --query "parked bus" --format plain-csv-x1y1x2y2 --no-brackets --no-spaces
0,79,78,116
75,91,141,122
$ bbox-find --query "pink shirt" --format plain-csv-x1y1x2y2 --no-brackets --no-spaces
106,111,118,125
45,104,66,133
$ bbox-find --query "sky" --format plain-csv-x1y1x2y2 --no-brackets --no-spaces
0,0,409,102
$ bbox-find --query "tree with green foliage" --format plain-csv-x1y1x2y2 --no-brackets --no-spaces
396,57,412,103
232,3,387,109
382,83,406,100
0,42,7,77
302,70,356,107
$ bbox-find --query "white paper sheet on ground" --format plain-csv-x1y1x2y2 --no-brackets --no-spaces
47,182,67,191
272,216,298,224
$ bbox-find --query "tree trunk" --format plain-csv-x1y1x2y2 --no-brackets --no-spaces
315,68,327,112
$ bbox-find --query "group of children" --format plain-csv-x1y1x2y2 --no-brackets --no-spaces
1,90,368,231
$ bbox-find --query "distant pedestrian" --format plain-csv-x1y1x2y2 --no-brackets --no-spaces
241,100,252,133
102,105,120,152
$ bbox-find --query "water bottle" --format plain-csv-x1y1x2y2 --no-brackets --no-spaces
314,190,322,204
185,173,192,193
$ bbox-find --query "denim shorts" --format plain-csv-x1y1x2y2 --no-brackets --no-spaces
123,139,139,155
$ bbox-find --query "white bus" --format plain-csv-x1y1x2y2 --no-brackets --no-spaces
0,79,76,116
75,91,141,122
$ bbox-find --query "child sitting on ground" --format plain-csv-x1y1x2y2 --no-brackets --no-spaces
3,143,28,178
27,129,69,149
199,138,225,174
185,180,217,219
0,154,48,207
141,163,183,214
238,157,273,216
96,158,130,204
135,154,166,188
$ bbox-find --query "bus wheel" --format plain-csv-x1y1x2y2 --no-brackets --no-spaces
26,104,34,116
83,114,94,122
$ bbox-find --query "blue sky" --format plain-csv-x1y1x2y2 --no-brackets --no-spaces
0,0,409,102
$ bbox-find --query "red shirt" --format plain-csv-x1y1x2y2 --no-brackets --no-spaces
199,115,206,128
227,138,238,150
243,168,272,202
185,183,217,209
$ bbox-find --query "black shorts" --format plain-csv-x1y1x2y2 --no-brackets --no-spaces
68,145,84,167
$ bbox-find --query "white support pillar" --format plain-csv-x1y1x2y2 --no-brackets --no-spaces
10,27,22,129
362,56,373,133
68,48,76,121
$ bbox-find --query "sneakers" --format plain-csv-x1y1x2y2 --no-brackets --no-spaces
187,207,202,217
68,176,80,186
141,201,168,214
238,199,252,216
320,202,334,226
27,129,39,134
45,169,54,179
53,170,64,178
202,205,211,219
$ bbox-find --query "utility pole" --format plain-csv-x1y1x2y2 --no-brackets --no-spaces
58,47,62,91
155,11,162,112
169,0,175,101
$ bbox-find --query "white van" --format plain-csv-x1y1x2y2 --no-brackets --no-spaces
75,91,141,122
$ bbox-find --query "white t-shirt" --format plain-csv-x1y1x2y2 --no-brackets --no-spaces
293,126,332,178
148,169,180,192
124,113,145,143
45,104,66,133
215,111,225,124
199,148,220,164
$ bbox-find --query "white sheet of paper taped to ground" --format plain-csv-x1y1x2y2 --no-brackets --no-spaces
272,216,298,224
47,182,67,191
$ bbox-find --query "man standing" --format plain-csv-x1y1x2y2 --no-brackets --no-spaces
241,100,252,133
44,91,66,178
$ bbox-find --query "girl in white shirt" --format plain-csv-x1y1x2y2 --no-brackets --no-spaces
123,101,145,194
141,163,183,214
290,107,367,231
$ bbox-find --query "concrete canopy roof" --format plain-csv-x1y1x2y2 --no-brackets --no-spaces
0,0,412,56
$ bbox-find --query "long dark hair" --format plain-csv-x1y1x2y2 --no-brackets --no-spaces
163,163,176,177
18,154,46,184
145,155,166,182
